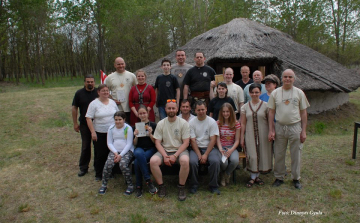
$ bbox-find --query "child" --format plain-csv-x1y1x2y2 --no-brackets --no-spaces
217,103,240,186
133,105,158,198
98,111,134,195
154,58,180,120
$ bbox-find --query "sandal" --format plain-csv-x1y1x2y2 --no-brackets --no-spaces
255,177,265,185
246,179,255,188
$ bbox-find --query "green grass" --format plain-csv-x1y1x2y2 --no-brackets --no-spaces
0,81,360,222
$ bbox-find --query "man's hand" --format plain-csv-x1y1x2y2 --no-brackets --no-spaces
210,81,216,88
169,155,177,164
91,132,97,141
73,123,80,132
164,156,172,166
200,154,208,164
300,130,306,143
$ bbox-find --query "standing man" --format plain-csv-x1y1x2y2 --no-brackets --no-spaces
268,69,310,189
72,75,98,177
189,101,221,195
171,50,193,102
178,99,196,122
183,52,216,112
210,67,244,119
150,100,190,201
235,65,253,90
243,70,267,103
106,57,137,122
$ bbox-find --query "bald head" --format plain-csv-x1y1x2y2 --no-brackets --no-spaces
252,70,263,83
281,69,296,89
240,66,250,80
114,57,126,73
224,67,234,83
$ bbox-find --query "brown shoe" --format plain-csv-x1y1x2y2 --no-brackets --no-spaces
220,172,226,187
158,184,166,198
178,185,186,201
224,172,231,185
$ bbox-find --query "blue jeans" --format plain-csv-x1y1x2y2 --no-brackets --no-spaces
158,106,167,120
134,147,157,187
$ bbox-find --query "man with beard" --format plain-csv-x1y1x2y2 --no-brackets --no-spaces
72,75,98,177
150,100,190,201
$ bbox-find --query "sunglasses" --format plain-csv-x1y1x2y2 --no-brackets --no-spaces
167,99,177,103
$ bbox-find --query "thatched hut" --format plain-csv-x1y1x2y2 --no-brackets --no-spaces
141,18,360,114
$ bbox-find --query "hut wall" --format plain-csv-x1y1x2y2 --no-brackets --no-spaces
305,91,349,114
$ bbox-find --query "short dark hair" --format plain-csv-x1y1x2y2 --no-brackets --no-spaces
97,84,108,92
161,58,171,66
176,49,186,55
114,111,126,119
216,82,228,98
194,52,205,57
249,83,262,92
84,74,95,81
195,100,206,108
180,99,190,105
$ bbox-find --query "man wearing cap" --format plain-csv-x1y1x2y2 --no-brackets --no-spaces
268,69,310,189
260,74,281,102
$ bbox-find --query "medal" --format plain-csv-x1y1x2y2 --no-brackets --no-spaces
178,73,183,78
284,100,290,105
120,83,124,88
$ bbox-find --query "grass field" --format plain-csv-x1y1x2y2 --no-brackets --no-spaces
0,80,359,222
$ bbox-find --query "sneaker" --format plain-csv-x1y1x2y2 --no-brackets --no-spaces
146,181,158,195
272,179,284,187
98,186,107,195
78,170,88,177
220,172,226,187
293,180,302,189
158,184,166,198
135,187,143,198
210,187,221,195
178,185,186,201
189,186,198,194
124,185,134,195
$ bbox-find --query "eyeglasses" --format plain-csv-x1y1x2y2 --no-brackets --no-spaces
250,91,261,94
167,99,176,103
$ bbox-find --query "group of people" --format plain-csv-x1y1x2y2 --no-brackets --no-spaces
72,50,310,201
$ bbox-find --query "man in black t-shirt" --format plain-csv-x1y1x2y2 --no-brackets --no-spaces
235,66,253,89
183,52,216,113
72,75,98,177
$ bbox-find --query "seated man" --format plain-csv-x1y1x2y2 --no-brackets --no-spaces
150,100,190,201
189,101,221,194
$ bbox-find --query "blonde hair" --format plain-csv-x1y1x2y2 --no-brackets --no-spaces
218,103,236,130
136,69,147,78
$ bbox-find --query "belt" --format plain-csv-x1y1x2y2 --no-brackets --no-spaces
190,91,210,98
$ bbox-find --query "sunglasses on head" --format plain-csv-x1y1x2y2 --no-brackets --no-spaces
167,99,176,103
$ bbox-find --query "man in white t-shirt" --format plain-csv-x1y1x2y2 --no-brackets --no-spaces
106,57,137,122
150,100,190,201
189,101,221,195
268,69,310,189
210,67,244,120
177,99,195,122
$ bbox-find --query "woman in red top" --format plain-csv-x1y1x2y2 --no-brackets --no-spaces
129,70,156,126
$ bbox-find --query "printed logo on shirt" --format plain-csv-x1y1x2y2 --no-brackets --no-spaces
126,78,130,83
204,129,209,136
174,129,180,136
166,81,171,87
202,72,208,77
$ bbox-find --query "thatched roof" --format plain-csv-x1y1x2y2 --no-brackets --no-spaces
141,18,360,92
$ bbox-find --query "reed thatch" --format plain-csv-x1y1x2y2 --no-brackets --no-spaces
141,18,360,93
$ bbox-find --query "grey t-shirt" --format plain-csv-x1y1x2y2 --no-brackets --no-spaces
171,63,193,99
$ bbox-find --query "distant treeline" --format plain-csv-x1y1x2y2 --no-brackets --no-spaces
1,0,359,84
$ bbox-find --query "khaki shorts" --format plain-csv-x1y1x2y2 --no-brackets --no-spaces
153,150,189,165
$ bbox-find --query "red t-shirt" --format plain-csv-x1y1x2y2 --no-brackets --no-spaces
217,121,241,148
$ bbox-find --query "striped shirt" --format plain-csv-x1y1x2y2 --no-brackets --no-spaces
217,121,241,148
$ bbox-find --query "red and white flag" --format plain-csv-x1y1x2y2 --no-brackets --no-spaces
100,70,107,84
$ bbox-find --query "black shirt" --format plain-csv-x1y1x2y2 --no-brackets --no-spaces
72,87,98,124
154,74,180,107
183,65,216,92
208,97,236,121
134,121,157,149
235,79,253,90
